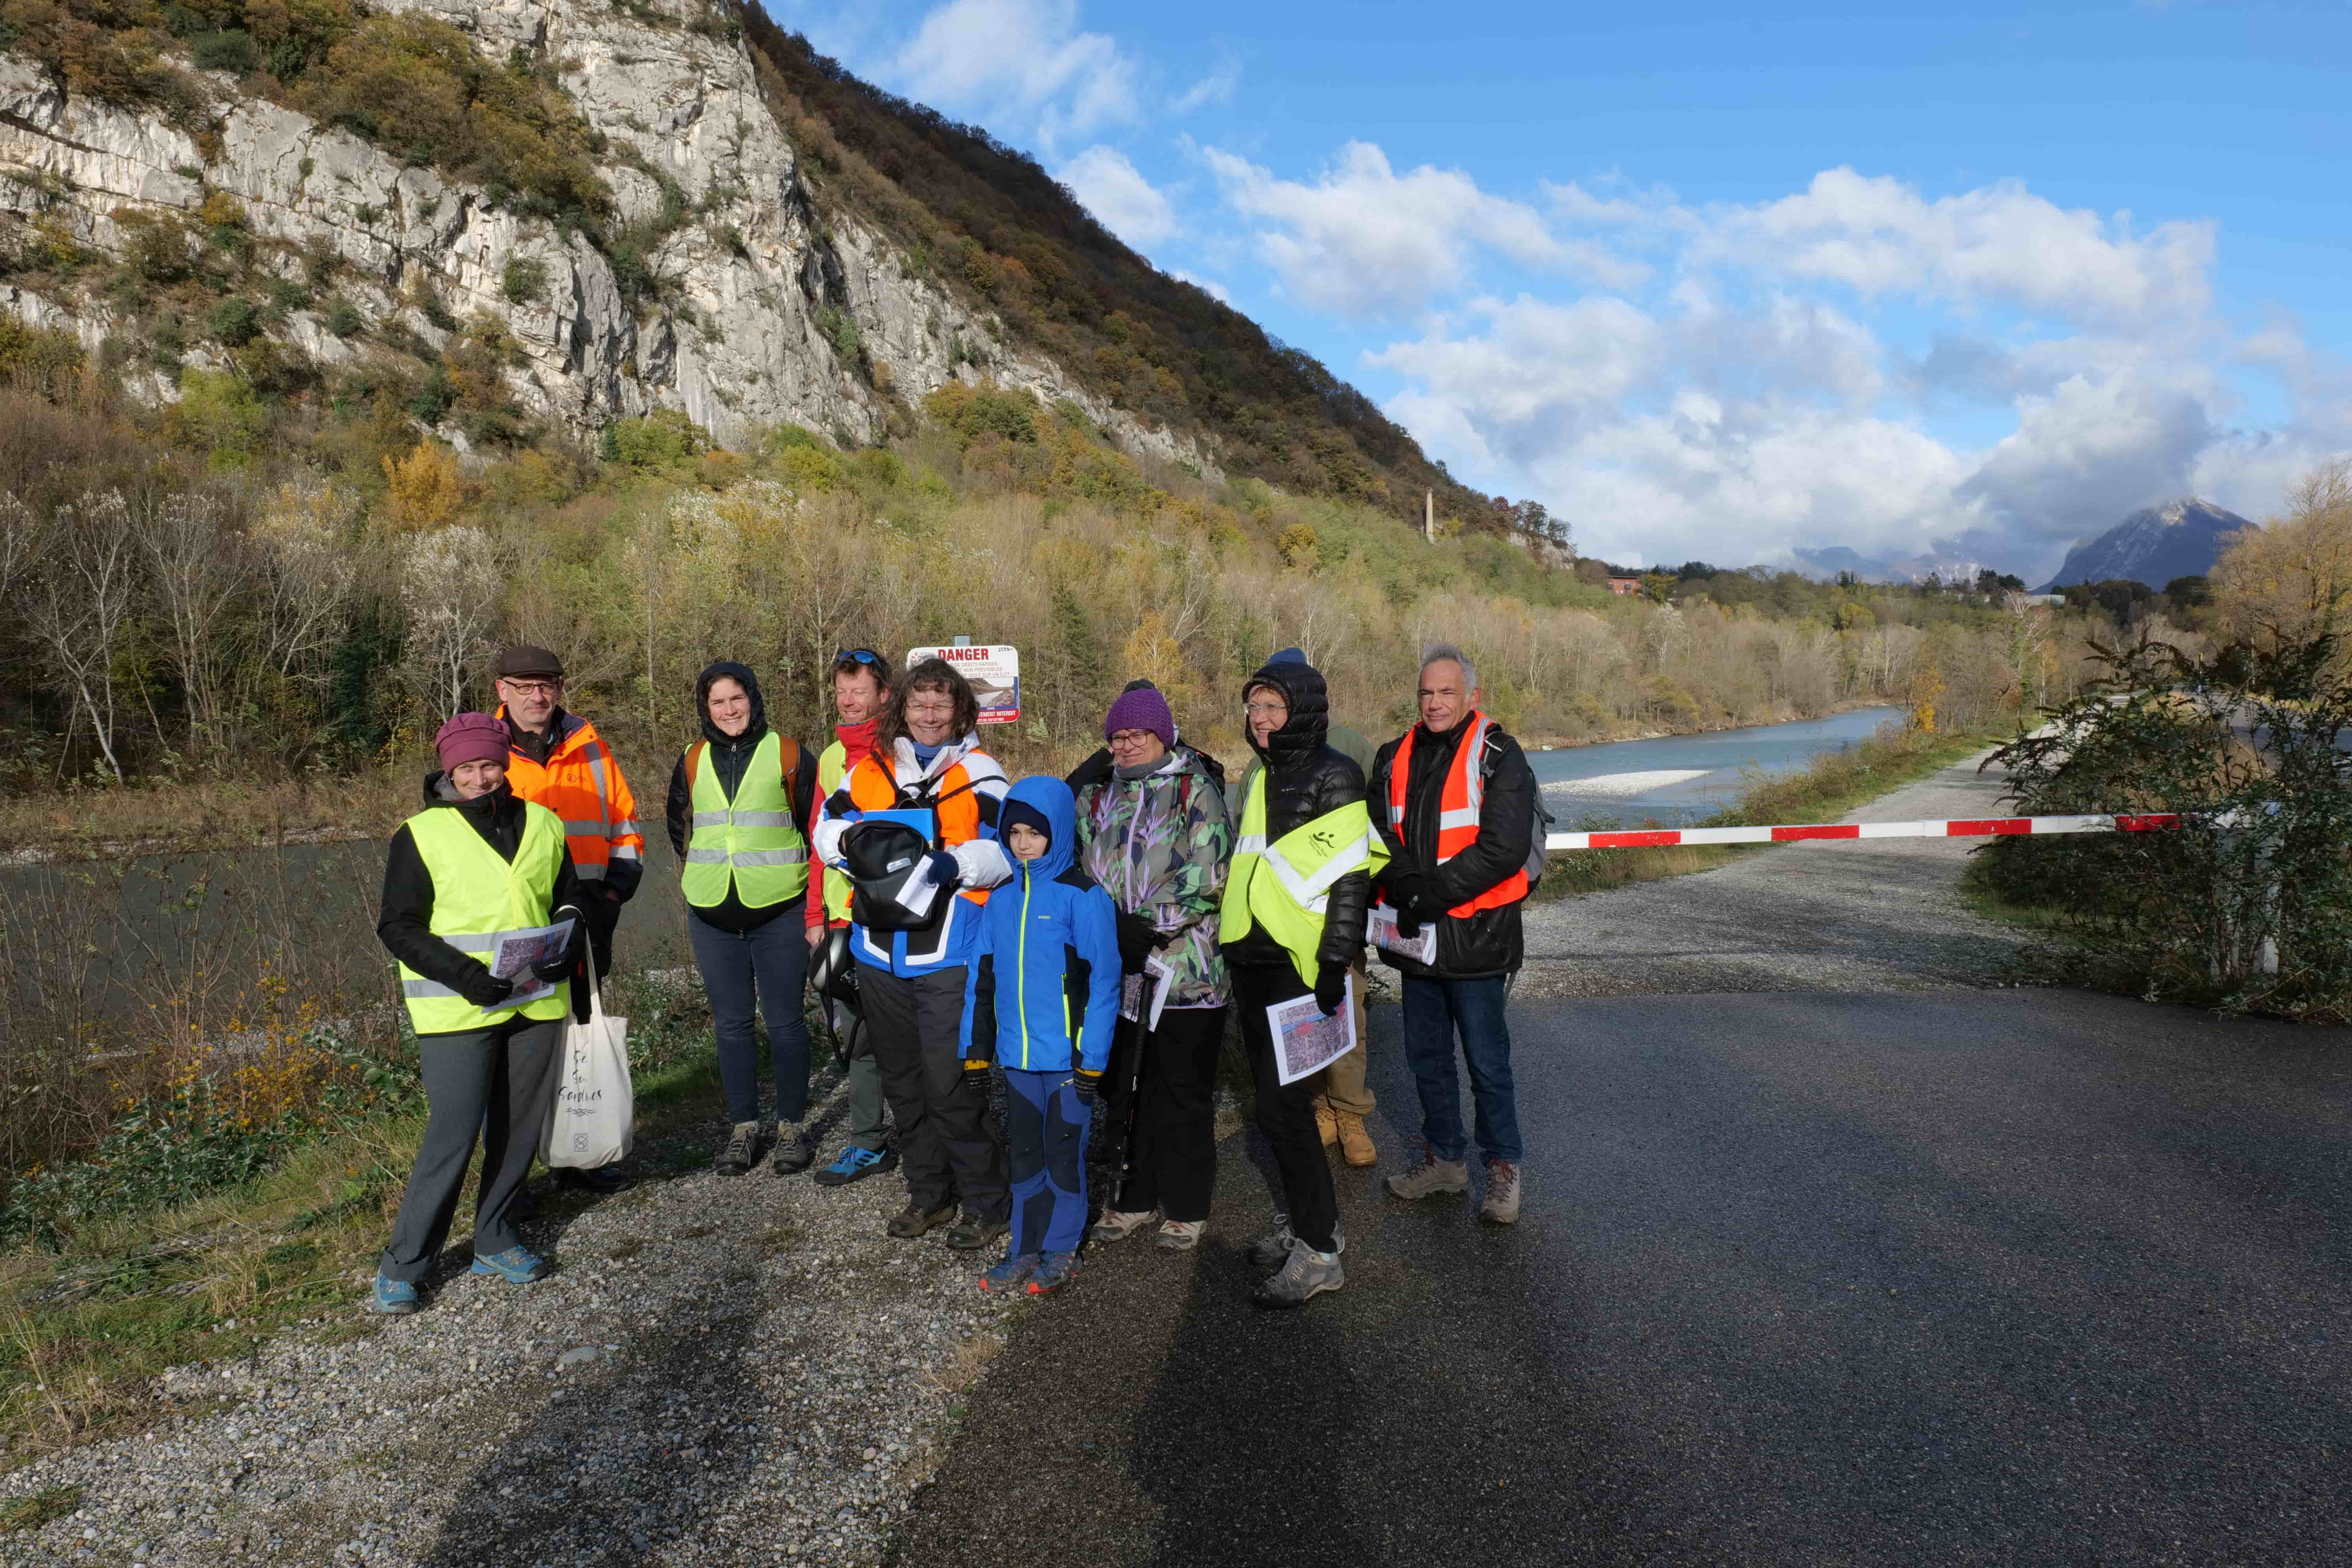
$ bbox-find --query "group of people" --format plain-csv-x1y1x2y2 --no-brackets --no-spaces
367,636,1539,1314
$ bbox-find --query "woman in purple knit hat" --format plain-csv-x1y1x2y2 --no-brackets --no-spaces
1071,685,1236,1255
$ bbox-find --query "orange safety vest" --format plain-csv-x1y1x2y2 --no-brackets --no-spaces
1387,711,1529,917
841,750,995,912
495,707,644,886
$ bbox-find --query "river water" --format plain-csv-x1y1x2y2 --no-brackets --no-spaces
1528,706,1905,827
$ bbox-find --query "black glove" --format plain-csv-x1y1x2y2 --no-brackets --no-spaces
926,851,962,890
1313,966,1347,1017
1383,867,1440,916
457,964,516,1009
1395,911,1424,940
1114,910,1160,969
532,910,586,982
1072,1068,1102,1103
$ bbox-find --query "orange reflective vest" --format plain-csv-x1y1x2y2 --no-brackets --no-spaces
1387,712,1529,917
496,708,644,887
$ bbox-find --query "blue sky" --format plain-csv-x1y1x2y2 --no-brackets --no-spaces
764,0,2351,580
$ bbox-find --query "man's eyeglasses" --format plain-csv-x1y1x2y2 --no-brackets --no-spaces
499,679,561,697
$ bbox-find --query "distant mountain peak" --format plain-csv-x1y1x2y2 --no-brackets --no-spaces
2034,497,2256,593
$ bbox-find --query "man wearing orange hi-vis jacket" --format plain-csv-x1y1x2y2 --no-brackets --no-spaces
492,644,644,1194
1368,643,1539,1227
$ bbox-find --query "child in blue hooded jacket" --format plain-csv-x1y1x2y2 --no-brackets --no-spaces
962,776,1121,1294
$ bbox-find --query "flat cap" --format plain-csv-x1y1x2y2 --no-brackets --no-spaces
494,644,566,680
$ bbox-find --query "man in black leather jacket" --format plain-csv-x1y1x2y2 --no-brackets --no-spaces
1220,655,1372,1308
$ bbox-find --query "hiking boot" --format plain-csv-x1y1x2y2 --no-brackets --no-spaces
887,1201,957,1240
556,1163,631,1194
1252,1239,1344,1309
1089,1207,1159,1245
369,1272,419,1316
715,1120,764,1176
1385,1145,1470,1202
1336,1112,1377,1168
944,1210,1010,1252
470,1246,550,1284
978,1254,1037,1293
1155,1219,1205,1251
769,1122,815,1176
1027,1251,1078,1294
814,1144,897,1187
1481,1159,1523,1225
1314,1096,1339,1147
1247,1220,1343,1271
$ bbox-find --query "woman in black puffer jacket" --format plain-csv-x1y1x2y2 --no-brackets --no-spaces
1218,655,1376,1308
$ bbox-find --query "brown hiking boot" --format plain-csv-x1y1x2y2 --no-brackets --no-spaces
1314,1096,1339,1147
1384,1144,1470,1201
1335,1112,1377,1168
1480,1159,1522,1225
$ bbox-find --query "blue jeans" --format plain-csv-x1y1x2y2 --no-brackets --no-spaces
1004,1067,1090,1256
689,912,811,1126
1399,975,1522,1165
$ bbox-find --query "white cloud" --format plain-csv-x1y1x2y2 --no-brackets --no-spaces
1711,168,2216,325
1057,145,1178,249
1169,269,1232,305
1203,141,1647,316
891,0,1138,148
1172,52,1240,114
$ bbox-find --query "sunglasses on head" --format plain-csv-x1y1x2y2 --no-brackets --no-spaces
835,649,883,666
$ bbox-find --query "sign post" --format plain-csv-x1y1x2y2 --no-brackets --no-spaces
906,644,1021,724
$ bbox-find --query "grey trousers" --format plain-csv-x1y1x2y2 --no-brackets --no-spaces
381,1018,562,1283
842,1030,887,1151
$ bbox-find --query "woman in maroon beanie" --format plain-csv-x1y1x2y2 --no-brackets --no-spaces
369,713,588,1314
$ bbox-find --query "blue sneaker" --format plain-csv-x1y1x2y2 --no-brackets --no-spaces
369,1272,419,1315
813,1144,898,1188
470,1246,550,1283
1027,1251,1078,1295
979,1253,1039,1293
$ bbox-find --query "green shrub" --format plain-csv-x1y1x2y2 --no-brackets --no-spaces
190,27,259,73
923,380,1038,446
175,366,269,469
408,363,456,425
501,255,548,304
763,422,823,452
606,408,709,473
419,291,457,331
0,316,86,394
324,296,364,336
208,296,261,345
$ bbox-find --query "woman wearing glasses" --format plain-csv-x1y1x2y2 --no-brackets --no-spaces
1077,685,1236,1257
811,658,1015,1251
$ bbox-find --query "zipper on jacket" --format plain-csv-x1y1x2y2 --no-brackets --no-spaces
1015,866,1033,1069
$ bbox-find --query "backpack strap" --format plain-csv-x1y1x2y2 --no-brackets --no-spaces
685,740,707,795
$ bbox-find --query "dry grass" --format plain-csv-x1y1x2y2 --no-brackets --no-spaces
0,768,416,861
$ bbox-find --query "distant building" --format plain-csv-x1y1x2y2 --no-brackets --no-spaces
1606,576,1642,596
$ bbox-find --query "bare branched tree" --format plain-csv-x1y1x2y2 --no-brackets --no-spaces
25,491,138,782
400,526,500,722
138,490,250,761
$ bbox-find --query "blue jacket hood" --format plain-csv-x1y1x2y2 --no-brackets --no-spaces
1002,775,1078,880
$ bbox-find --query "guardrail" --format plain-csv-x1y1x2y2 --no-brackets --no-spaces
1543,812,2181,851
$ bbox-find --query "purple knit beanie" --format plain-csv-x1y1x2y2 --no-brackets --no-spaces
1104,685,1176,750
434,712,510,771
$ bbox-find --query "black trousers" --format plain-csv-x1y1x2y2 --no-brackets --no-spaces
382,1017,561,1282
1104,1005,1229,1223
1232,964,1339,1254
860,964,1008,1220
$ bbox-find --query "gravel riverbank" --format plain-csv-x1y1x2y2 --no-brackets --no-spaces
0,1067,1022,1568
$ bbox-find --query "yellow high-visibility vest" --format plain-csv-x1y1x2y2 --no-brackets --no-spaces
397,802,571,1034
681,732,809,910
1218,770,1387,989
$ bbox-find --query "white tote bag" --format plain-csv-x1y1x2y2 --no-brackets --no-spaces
540,947,634,1168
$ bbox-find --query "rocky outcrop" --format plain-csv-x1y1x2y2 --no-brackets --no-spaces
0,0,1218,474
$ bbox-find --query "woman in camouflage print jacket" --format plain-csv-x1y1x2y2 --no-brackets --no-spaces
1073,694,1234,1247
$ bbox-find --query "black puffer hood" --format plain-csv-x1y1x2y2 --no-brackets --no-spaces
694,661,769,751
1242,658,1330,774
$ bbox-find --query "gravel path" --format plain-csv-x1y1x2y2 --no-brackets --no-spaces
1520,747,2035,996
0,1067,1022,1568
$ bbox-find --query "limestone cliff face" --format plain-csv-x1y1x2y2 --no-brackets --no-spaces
0,0,1214,470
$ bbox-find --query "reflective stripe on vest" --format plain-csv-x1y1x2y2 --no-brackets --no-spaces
1218,770,1387,991
396,802,570,1034
1387,712,1530,917
681,733,810,910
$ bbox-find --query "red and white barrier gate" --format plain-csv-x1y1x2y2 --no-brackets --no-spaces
1543,812,2182,852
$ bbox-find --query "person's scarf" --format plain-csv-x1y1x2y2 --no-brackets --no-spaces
835,717,880,771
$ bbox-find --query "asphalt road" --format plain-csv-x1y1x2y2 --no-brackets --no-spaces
892,988,2352,1567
